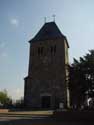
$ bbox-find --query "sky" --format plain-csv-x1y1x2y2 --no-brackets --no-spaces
0,0,94,100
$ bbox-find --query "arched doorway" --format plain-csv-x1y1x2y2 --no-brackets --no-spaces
41,95,51,109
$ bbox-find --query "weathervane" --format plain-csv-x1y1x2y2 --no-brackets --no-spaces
52,14,56,22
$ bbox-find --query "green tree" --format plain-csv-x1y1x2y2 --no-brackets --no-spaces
69,50,94,109
0,89,12,107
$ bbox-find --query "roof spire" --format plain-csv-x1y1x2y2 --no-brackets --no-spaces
52,14,56,22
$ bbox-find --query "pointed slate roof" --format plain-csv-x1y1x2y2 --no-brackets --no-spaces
29,22,69,47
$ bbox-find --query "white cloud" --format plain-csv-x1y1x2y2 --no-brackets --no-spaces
0,52,8,61
0,42,8,60
0,42,6,49
10,18,19,26
1,52,8,58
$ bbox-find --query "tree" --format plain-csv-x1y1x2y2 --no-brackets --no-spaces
0,89,12,108
69,50,94,109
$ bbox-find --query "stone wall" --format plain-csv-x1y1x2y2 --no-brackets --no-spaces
24,38,69,109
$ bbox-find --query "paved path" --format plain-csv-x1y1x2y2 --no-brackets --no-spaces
0,114,49,121
0,112,52,125
0,111,94,125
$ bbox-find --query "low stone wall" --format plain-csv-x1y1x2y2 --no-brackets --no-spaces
0,109,9,113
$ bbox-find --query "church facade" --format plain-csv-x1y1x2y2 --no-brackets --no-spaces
24,22,70,109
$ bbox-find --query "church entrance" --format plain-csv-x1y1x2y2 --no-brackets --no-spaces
41,96,51,109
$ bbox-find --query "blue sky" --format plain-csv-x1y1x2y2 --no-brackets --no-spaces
0,0,94,100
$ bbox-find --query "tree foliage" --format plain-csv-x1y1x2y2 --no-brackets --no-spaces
69,50,94,109
0,89,12,107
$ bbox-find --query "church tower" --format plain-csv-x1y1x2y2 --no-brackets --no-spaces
24,22,70,109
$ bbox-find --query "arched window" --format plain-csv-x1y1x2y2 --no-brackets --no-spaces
51,45,56,55
51,46,53,54
54,45,56,54
38,47,41,56
38,47,44,56
41,47,44,55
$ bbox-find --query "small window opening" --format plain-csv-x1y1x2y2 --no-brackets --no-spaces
51,46,53,54
54,45,56,54
51,45,56,55
41,47,44,55
38,47,41,56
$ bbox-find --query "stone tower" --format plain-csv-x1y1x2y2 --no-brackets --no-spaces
24,22,70,109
